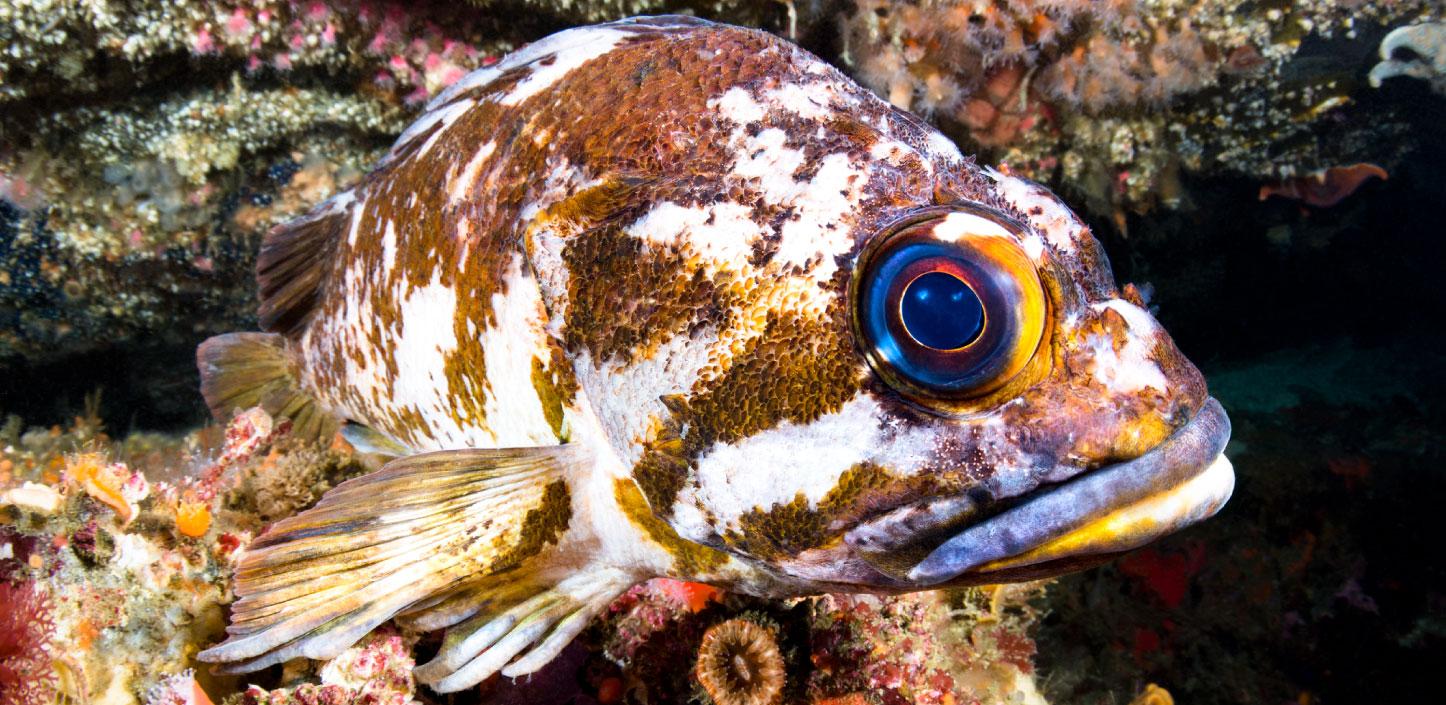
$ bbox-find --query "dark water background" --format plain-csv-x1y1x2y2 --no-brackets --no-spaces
1038,80,1446,704
2,28,1444,705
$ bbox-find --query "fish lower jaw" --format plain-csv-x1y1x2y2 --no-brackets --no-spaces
966,452,1233,576
904,396,1234,586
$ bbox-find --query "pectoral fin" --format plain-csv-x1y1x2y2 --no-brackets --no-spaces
196,332,339,444
411,568,637,692
199,444,588,673
340,422,412,458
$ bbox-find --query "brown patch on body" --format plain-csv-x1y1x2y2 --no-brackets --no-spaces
563,224,734,364
614,478,728,575
681,289,861,450
531,345,578,441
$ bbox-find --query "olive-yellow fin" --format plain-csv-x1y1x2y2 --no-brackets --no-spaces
195,332,338,444
340,422,412,458
198,445,587,673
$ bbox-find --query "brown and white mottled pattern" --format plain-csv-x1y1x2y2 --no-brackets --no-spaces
271,15,1222,606
203,16,1237,689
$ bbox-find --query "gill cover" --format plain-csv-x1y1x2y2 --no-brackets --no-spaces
853,204,1048,412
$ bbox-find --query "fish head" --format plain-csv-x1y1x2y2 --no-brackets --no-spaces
586,166,1232,592
822,175,1234,589
512,23,1233,592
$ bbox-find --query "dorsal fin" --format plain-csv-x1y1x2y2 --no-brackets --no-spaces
257,192,355,336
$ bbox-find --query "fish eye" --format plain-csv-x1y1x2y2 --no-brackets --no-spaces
852,204,1047,409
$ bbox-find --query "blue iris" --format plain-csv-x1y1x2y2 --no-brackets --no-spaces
901,272,983,350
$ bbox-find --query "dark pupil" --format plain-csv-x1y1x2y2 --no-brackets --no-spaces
901,271,984,350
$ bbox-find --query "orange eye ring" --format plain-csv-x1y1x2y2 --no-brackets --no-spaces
852,203,1048,411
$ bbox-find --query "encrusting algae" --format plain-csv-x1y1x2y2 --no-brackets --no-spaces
0,404,372,705
841,0,1442,219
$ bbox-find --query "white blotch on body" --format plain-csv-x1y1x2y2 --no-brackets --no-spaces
987,170,1084,255
676,393,938,536
926,131,964,162
477,254,561,446
389,271,471,449
499,27,634,106
710,87,766,124
771,152,864,282
388,98,475,162
449,141,497,205
573,324,722,468
625,201,760,264
380,221,398,274
1085,299,1168,394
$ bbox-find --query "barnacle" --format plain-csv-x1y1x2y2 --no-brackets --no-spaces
694,618,786,705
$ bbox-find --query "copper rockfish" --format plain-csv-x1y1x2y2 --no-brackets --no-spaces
196,16,1234,691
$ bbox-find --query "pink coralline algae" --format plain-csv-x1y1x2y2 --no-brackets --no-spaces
144,671,216,705
184,1,489,106
0,581,57,705
240,629,417,705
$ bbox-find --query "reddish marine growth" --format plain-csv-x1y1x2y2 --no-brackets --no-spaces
184,0,489,104
1258,163,1389,208
0,581,56,705
845,0,1218,147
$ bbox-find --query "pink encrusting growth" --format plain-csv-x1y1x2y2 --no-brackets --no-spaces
182,0,493,104
1258,163,1389,208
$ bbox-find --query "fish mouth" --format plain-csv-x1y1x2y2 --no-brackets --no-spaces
904,397,1234,587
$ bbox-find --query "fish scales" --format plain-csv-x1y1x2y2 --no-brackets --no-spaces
196,16,1234,691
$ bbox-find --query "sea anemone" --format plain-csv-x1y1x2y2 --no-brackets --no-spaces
0,581,57,705
694,618,786,705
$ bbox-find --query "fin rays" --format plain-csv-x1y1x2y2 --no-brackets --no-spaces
196,332,339,444
199,445,590,674
414,569,635,692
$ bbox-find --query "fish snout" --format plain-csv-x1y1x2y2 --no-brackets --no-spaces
905,396,1233,586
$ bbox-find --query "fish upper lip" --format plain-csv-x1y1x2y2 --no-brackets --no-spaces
904,397,1232,586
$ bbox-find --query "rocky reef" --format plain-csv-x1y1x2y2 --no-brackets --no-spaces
0,0,517,367
840,0,1441,222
